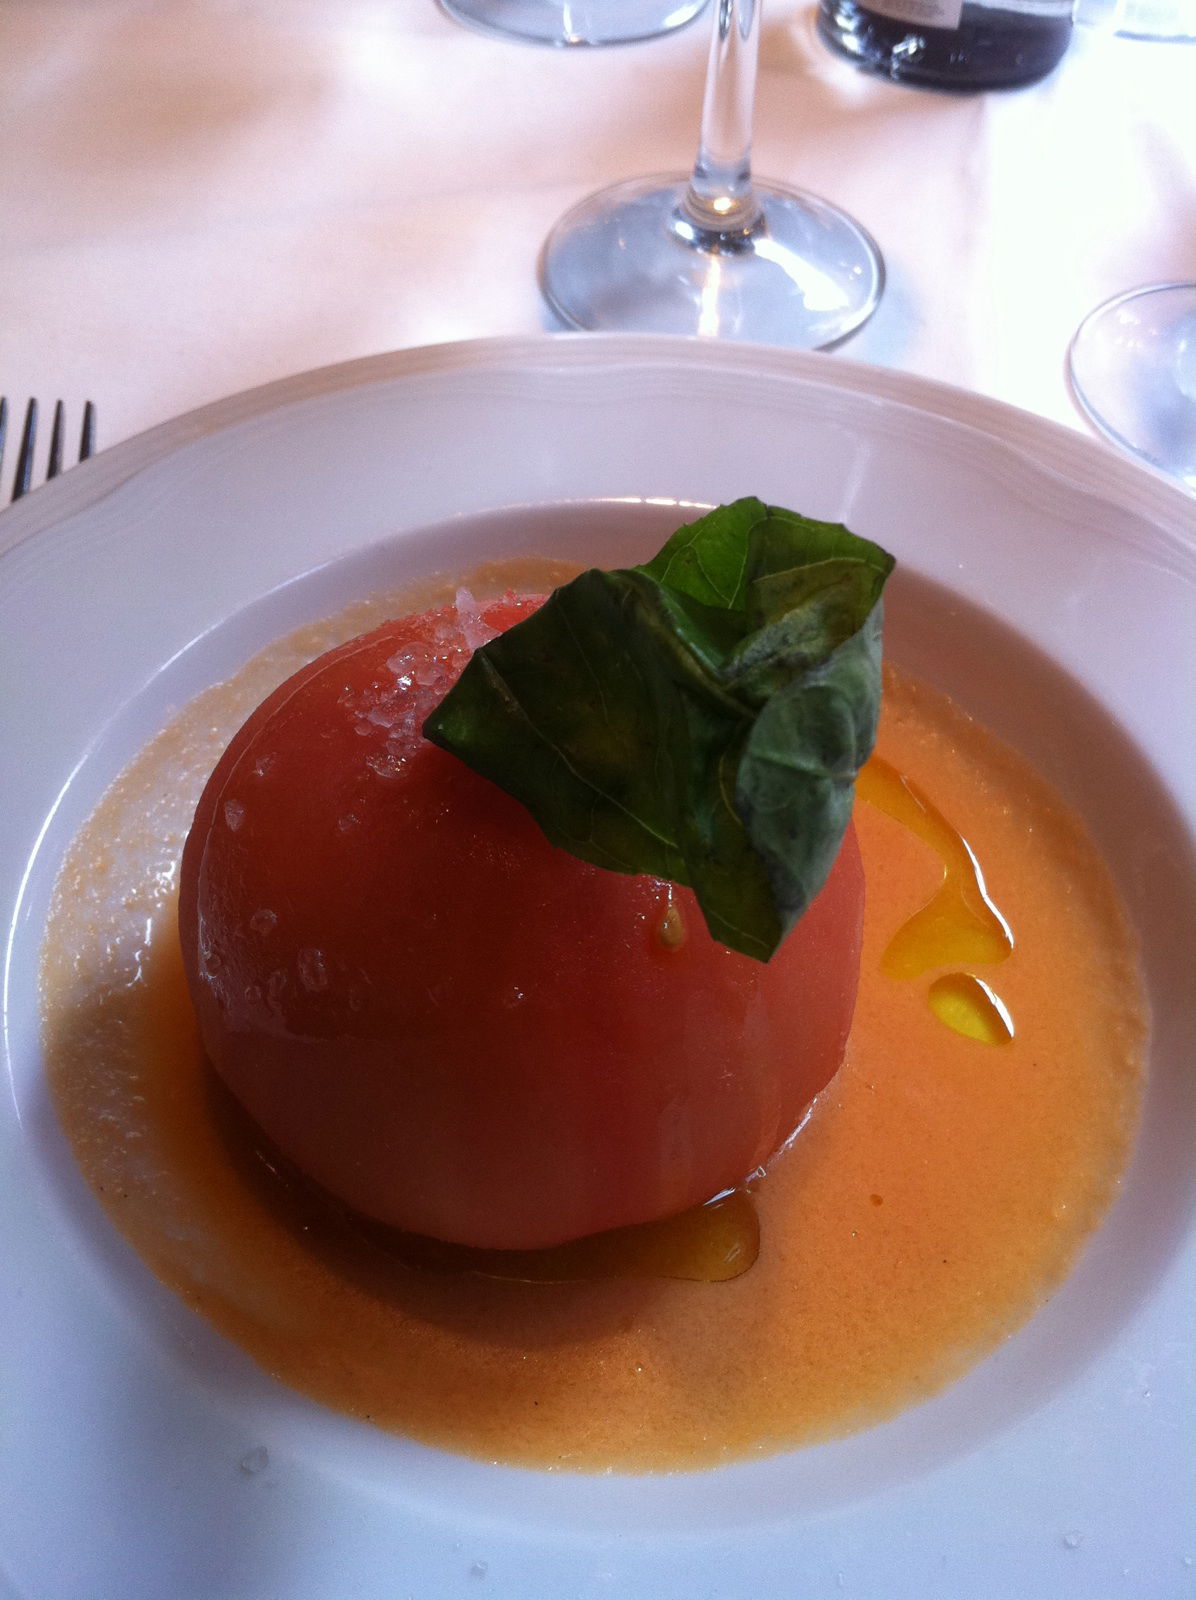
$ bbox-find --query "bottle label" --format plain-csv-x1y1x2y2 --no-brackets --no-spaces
864,0,964,24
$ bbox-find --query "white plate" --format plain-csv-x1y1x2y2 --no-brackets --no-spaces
2,335,1194,1600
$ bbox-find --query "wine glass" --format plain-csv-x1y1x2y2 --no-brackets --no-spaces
439,0,708,47
1067,283,1196,490
538,0,884,347
1075,0,1196,36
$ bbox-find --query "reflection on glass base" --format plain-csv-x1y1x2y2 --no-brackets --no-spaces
539,174,885,350
1067,283,1196,492
438,0,708,45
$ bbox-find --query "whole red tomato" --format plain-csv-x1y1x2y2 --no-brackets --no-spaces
180,594,864,1250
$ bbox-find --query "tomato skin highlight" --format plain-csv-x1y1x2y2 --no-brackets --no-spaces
180,597,865,1250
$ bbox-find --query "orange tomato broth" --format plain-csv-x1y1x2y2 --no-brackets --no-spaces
39,558,1144,1472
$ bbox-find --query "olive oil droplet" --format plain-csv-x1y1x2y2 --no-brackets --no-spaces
928,973,1015,1045
658,888,686,949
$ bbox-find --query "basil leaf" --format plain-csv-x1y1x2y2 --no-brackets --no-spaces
423,499,894,961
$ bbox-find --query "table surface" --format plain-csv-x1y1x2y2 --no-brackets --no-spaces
0,0,1193,463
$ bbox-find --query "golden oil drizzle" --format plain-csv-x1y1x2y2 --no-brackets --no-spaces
217,1077,760,1287
856,757,1013,977
857,756,1015,1043
371,1186,758,1283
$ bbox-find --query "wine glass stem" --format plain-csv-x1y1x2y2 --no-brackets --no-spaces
683,0,762,238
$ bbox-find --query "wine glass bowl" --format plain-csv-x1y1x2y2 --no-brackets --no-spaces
438,0,708,47
538,0,884,348
1067,282,1196,490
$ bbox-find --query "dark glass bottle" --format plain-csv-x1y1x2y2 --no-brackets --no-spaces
816,0,1074,90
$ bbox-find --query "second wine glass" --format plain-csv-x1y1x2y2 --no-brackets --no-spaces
1067,282,1196,490
539,0,884,348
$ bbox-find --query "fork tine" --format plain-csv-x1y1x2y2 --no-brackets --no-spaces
80,401,96,462
4,400,97,502
47,400,66,480
12,399,38,502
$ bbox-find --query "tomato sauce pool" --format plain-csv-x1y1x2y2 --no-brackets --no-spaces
39,559,1144,1472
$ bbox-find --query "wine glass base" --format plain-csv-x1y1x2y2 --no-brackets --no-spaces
1067,283,1196,490
438,0,707,45
539,175,884,349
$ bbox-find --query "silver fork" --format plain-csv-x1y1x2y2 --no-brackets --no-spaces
0,398,97,502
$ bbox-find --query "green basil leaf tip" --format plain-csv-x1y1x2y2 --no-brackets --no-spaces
422,499,895,962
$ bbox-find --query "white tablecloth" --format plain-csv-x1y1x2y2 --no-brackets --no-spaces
0,0,1192,460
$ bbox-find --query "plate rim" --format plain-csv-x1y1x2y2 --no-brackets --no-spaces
1,334,1193,568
